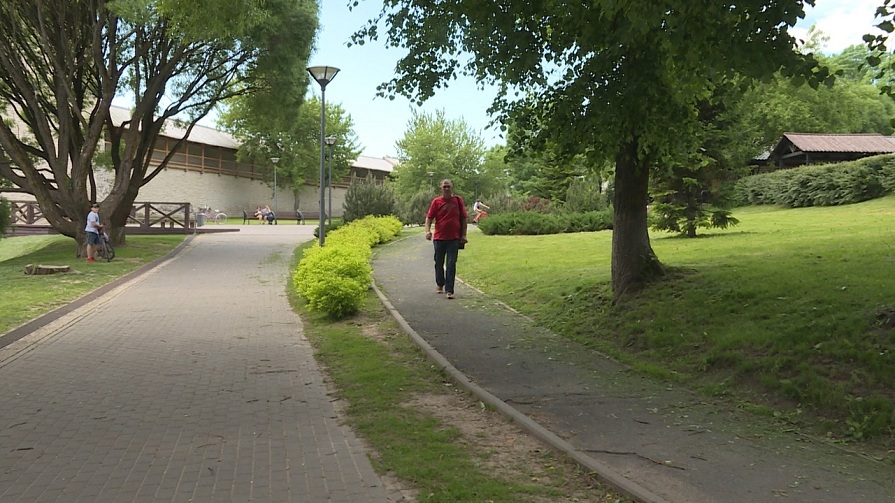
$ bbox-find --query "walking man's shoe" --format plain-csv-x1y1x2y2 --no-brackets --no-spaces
86,257,96,263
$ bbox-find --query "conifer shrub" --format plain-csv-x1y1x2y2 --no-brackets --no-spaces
563,178,610,213
399,189,435,226
342,180,398,222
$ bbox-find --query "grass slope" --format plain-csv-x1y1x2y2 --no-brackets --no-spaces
461,196,895,444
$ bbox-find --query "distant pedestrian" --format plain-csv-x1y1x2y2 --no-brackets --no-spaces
425,179,468,299
85,202,103,263
472,199,490,224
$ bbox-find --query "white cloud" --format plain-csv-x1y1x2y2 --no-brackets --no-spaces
793,0,885,54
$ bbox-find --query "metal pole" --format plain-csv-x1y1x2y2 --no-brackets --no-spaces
327,144,333,226
319,86,327,246
272,158,279,215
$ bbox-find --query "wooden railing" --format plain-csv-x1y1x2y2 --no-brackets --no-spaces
127,202,193,230
10,200,44,225
8,200,195,234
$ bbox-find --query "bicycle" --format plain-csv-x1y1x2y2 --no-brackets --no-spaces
199,206,228,224
96,230,115,262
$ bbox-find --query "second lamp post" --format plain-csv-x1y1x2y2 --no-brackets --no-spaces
324,136,336,226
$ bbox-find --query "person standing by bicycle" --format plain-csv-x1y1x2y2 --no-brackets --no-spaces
85,202,103,263
425,179,468,299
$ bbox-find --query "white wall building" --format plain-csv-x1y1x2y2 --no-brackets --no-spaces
97,107,398,219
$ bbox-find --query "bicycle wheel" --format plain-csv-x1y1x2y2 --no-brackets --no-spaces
214,212,228,224
99,242,115,261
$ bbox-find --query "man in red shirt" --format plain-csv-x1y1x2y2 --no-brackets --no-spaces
425,179,468,299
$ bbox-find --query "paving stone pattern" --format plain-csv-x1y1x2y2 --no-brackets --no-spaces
0,226,397,503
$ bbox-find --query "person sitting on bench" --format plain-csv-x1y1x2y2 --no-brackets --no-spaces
257,205,271,222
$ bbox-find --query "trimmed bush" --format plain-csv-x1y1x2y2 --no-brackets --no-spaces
734,154,895,208
478,210,612,236
293,246,371,300
293,216,402,319
303,275,368,319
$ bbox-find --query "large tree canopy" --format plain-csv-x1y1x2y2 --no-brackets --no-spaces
0,0,317,245
392,109,485,201
355,0,826,296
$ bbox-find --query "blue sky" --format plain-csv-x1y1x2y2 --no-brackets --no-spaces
310,1,883,159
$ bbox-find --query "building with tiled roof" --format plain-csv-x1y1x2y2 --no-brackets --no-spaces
768,133,895,168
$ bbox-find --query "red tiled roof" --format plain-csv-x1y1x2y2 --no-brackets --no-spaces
781,133,895,153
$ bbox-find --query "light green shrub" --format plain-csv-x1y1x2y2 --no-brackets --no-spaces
327,224,379,249
303,275,368,318
294,216,401,319
293,246,371,299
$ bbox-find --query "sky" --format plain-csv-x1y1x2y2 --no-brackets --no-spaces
308,1,885,159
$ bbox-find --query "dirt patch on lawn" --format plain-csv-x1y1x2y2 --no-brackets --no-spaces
401,390,626,503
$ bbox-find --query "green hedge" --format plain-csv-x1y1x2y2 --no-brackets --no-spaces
476,210,613,236
734,154,895,208
293,216,403,318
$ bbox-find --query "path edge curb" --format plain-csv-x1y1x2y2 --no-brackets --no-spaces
371,280,671,503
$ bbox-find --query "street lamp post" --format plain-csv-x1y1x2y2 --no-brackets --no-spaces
307,65,340,246
324,136,337,226
270,157,279,214
427,171,434,189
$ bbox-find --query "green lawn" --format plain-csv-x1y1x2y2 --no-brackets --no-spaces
460,195,895,445
0,234,185,334
4,196,893,454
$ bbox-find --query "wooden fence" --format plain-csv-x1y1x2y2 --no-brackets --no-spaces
7,200,200,235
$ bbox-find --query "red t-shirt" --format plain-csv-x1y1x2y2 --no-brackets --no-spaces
426,195,467,240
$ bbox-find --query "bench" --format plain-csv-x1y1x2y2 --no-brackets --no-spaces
243,209,277,224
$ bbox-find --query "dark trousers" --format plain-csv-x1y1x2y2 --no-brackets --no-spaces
433,239,460,293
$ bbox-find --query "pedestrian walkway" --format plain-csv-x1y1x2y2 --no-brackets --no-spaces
372,233,895,503
0,225,401,503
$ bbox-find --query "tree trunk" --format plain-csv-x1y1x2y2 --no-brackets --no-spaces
75,229,86,258
611,139,664,297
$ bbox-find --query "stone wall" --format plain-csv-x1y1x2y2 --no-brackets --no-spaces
96,167,345,218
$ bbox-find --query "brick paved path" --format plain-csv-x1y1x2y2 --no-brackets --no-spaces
0,226,398,502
